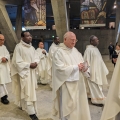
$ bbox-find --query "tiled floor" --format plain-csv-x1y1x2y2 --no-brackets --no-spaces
0,55,114,120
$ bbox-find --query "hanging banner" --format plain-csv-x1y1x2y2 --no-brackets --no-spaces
24,0,46,29
80,0,106,27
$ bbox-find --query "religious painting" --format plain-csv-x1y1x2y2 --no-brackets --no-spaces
80,0,106,27
24,0,46,29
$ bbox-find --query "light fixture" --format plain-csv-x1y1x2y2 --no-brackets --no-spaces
109,22,115,29
22,27,26,31
113,1,117,9
80,27,84,29
52,25,56,30
113,5,117,9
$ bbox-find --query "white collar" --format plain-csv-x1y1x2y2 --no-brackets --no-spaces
21,40,31,48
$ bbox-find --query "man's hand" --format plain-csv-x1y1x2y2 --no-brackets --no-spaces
42,50,46,54
78,63,84,71
2,57,7,63
30,62,37,69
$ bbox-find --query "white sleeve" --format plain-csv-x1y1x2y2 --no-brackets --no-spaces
34,51,40,64
4,48,10,60
0,56,2,63
18,69,29,78
66,65,79,82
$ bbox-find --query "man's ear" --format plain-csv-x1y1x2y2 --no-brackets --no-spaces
90,41,92,44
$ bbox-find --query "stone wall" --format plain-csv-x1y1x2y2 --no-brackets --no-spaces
71,29,115,55
29,29,115,55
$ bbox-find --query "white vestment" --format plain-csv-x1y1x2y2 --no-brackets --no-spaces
100,54,120,120
84,45,108,104
11,40,39,114
46,42,60,87
0,45,11,97
52,43,91,120
36,48,48,84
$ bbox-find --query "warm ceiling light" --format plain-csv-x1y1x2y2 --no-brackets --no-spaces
113,5,117,9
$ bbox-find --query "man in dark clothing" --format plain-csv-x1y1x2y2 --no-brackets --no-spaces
108,42,114,59
112,45,120,66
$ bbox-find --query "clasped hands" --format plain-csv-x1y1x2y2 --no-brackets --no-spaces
42,50,46,54
30,62,37,69
78,63,88,72
2,57,8,63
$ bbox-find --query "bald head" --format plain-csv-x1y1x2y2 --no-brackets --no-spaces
0,34,5,46
89,35,99,46
0,34,4,37
64,31,77,48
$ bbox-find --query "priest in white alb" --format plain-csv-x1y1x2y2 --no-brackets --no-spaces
11,31,39,120
52,32,91,120
84,35,109,106
46,36,60,88
49,36,60,62
100,54,120,120
36,41,48,84
0,34,11,105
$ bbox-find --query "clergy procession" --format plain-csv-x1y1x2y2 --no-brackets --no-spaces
0,31,120,120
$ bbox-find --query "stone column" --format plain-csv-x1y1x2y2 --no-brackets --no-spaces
51,0,69,42
0,3,18,52
115,0,120,43
66,1,70,29
15,5,22,41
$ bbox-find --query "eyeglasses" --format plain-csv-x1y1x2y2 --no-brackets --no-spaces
0,39,5,41
70,39,78,42
76,39,78,42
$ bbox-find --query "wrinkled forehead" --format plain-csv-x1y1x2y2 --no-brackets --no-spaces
0,35,4,39
67,33,76,39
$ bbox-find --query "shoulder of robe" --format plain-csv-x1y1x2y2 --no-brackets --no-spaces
16,42,21,47
53,48,63,58
73,47,81,53
31,46,35,50
86,47,93,52
2,45,7,49
84,48,93,57
14,43,21,49
1,45,7,51
73,47,83,56
49,44,53,50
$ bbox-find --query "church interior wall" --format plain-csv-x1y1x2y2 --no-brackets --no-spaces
29,29,115,55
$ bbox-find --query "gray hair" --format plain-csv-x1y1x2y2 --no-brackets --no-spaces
89,35,96,43
63,31,75,40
